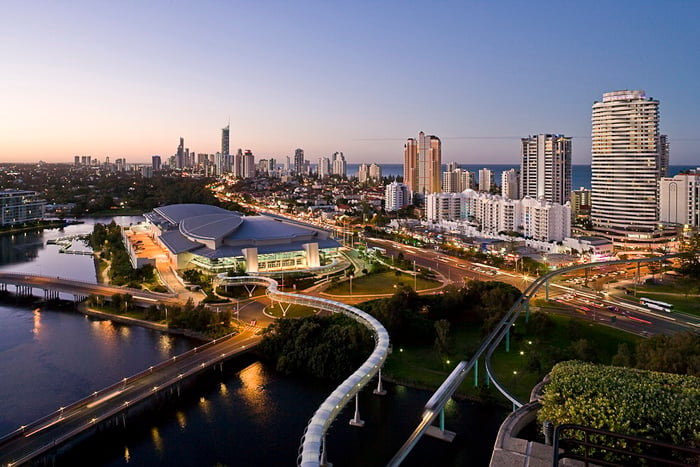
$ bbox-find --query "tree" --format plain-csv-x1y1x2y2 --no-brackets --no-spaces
434,319,451,356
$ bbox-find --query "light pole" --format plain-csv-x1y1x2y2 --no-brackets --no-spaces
349,274,354,295
413,260,417,290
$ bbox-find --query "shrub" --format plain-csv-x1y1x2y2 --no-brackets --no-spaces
539,361,700,460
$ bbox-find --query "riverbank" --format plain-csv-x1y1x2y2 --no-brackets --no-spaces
0,219,72,236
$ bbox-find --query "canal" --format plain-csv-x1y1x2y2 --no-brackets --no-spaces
0,218,507,466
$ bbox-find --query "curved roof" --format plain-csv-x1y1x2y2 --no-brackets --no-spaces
154,204,237,225
179,213,243,242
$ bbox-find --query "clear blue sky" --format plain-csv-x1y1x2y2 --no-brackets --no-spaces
1,1,699,164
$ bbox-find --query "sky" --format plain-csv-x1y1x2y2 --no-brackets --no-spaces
1,1,699,165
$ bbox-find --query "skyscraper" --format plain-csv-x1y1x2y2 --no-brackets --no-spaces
357,163,369,183
385,182,411,211
221,125,230,156
501,168,519,200
152,155,161,172
403,131,441,196
243,150,255,178
176,137,185,169
520,134,572,204
318,156,331,178
591,90,666,233
294,149,305,175
332,152,346,177
478,168,495,193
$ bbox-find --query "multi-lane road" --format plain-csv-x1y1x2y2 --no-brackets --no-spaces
364,238,700,337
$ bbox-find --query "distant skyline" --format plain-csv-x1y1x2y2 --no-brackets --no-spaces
1,1,699,165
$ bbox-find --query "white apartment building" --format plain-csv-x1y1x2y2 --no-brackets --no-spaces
520,134,572,204
318,157,332,178
369,163,382,182
501,168,519,200
385,182,411,212
332,152,346,177
591,90,667,233
659,171,700,227
478,168,495,192
426,190,570,241
442,168,473,193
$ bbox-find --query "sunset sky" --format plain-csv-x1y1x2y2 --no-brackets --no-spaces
1,1,699,165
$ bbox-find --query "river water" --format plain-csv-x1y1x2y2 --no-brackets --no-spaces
0,218,507,466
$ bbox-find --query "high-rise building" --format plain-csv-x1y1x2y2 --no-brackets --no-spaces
294,148,305,175
332,152,346,177
501,168,519,200
234,149,243,177
176,137,185,169
221,125,230,156
520,134,572,204
571,187,592,221
403,131,441,196
357,163,369,184
478,168,495,193
385,182,411,212
284,156,291,174
447,162,460,173
243,150,255,178
659,171,700,227
369,163,382,182
152,155,161,172
442,168,472,193
403,137,418,192
74,155,80,166
318,157,332,178
591,90,666,233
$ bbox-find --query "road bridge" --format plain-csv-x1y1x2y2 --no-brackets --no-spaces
0,272,180,306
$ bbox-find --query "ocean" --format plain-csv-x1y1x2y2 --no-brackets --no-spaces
346,164,699,191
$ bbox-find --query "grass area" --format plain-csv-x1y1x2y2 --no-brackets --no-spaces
490,313,642,402
381,312,643,405
265,303,317,318
617,277,700,317
324,270,441,295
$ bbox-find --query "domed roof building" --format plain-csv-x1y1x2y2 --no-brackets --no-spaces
144,204,340,274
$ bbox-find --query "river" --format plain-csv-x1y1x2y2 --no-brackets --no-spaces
0,218,507,466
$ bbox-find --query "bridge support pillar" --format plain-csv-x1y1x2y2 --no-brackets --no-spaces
473,359,478,387
349,393,364,427
637,262,641,283
320,435,331,467
485,370,490,387
425,408,456,442
545,280,549,301
505,329,510,353
373,368,386,395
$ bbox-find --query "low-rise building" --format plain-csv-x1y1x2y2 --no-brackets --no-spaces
0,189,45,226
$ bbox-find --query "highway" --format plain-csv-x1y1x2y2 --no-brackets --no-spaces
364,238,700,336
0,323,263,467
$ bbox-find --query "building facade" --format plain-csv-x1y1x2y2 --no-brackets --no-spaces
332,152,346,177
659,171,700,227
478,168,495,193
501,168,519,200
520,134,571,204
403,131,441,196
0,190,45,226
294,148,305,175
385,182,411,212
221,125,230,157
426,190,571,241
591,90,667,233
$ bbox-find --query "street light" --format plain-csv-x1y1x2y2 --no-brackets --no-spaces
349,274,354,295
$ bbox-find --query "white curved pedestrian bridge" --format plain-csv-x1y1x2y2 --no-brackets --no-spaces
216,275,391,467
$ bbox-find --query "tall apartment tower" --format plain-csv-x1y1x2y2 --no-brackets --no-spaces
385,182,411,211
591,90,667,233
478,168,495,193
403,137,418,192
318,156,332,178
332,152,347,177
659,171,700,227
152,155,161,172
176,137,185,169
501,168,519,200
294,148,305,175
221,125,230,156
242,150,255,178
403,131,441,196
520,134,572,204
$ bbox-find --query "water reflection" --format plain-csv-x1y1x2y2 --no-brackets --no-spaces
123,446,130,463
236,362,271,421
150,427,163,453
90,320,118,352
32,308,41,337
119,327,131,339
175,411,187,430
198,396,212,422
157,335,173,356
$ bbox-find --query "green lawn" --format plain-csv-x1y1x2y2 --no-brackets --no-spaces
265,303,317,318
633,292,700,317
324,270,441,295
381,312,642,405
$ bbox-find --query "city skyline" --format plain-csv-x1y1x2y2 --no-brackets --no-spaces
2,2,699,164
